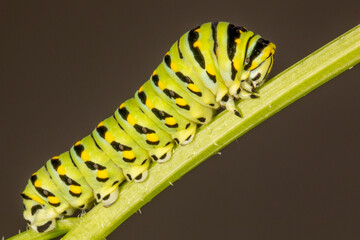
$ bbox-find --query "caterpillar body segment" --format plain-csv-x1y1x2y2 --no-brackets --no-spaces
21,21,276,233
135,81,198,145
114,99,175,163
151,64,215,124
165,39,220,109
45,152,94,209
92,116,151,182
69,135,125,205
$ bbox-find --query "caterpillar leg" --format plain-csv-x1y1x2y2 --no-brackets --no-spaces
134,169,148,183
219,95,242,117
102,187,119,207
180,130,196,145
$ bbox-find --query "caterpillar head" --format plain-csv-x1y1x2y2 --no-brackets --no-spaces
245,38,276,89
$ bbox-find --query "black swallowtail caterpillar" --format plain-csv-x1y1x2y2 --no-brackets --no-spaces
21,22,276,233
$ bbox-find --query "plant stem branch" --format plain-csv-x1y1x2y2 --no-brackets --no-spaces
7,218,77,240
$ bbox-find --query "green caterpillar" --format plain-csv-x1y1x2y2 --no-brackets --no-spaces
21,22,276,233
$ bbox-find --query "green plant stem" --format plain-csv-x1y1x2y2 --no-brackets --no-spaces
7,218,77,240
8,24,360,240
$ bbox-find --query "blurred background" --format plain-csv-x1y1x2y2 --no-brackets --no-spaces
0,1,359,239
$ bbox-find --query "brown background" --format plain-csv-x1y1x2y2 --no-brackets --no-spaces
0,1,359,239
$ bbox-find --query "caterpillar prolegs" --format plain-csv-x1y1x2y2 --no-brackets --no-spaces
21,22,276,233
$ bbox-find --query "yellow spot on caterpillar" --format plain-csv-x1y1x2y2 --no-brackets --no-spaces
195,28,200,33
52,156,59,159
193,41,202,48
206,65,216,76
30,195,45,205
158,80,166,90
123,150,135,159
145,99,153,109
152,69,157,76
249,62,258,71
146,133,159,143
235,38,241,44
34,179,42,188
233,59,240,71
97,121,104,128
165,117,177,126
57,165,65,175
170,62,178,72
81,151,90,162
261,45,275,61
119,103,125,109
138,86,144,92
176,98,187,106
48,196,60,205
188,83,200,93
261,51,270,61
70,185,81,194
127,114,136,126
32,172,37,176
165,51,169,56
96,170,109,179
104,132,114,143
74,141,82,146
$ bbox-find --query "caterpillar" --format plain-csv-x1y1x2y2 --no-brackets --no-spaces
21,21,276,233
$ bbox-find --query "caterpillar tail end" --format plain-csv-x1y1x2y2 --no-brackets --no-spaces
30,219,56,233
